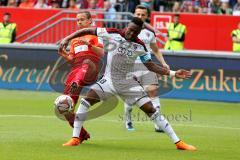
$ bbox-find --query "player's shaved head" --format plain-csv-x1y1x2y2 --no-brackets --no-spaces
131,17,144,28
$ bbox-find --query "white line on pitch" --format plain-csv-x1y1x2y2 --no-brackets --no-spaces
0,114,240,130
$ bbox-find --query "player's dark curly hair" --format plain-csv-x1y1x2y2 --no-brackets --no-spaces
131,17,144,28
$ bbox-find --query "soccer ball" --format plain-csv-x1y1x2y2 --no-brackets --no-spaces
54,95,74,115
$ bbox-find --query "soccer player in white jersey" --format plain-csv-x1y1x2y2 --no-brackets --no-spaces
59,17,196,151
124,5,169,131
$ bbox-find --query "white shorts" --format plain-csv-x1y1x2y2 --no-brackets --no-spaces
132,61,159,89
91,76,151,106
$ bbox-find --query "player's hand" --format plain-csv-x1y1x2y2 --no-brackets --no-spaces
162,63,170,70
58,46,67,55
175,69,192,79
79,38,90,45
60,39,69,50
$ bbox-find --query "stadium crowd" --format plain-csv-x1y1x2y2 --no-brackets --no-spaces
0,0,240,15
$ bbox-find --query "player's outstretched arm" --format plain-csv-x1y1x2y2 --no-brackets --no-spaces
60,28,96,50
78,38,104,57
143,60,191,79
58,47,73,62
150,42,170,69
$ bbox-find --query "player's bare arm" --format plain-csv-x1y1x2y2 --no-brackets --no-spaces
150,42,170,69
60,28,96,49
143,60,191,79
78,38,104,57
58,46,73,62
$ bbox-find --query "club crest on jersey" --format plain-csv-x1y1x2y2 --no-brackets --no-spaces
117,46,133,57
146,32,150,37
132,44,139,51
114,37,123,42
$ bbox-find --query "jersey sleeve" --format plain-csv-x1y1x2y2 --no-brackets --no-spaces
139,53,151,63
96,37,104,48
135,44,152,63
89,36,104,48
150,34,157,44
96,28,110,38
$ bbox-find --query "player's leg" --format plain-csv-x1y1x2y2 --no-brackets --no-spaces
63,76,113,146
145,84,164,132
140,70,164,132
138,101,196,151
124,102,134,131
63,88,101,146
63,82,90,143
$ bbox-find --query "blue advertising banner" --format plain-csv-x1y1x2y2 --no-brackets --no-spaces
158,52,240,102
0,44,239,102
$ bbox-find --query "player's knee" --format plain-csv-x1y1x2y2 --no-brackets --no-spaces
124,102,132,111
150,110,160,121
140,102,156,117
149,107,156,115
85,90,101,106
146,85,158,98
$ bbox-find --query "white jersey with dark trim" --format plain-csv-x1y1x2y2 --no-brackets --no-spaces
96,28,151,82
138,27,156,51
136,26,156,62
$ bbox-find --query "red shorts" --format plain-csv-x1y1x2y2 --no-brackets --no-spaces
63,62,99,104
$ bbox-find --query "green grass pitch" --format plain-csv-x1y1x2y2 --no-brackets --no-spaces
0,89,239,160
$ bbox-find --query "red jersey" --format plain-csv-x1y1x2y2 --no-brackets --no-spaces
69,35,103,68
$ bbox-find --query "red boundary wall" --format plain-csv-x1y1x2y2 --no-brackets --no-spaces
0,7,60,37
151,12,240,51
1,7,240,51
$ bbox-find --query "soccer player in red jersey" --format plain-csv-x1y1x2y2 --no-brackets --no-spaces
57,11,104,143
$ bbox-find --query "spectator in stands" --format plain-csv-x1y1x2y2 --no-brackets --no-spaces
217,2,232,14
196,0,211,14
0,13,16,44
75,0,87,8
126,0,141,13
68,0,79,10
153,0,174,12
7,0,19,7
104,0,117,27
104,0,117,19
181,0,197,13
0,0,8,6
233,0,240,15
141,0,153,9
172,1,181,12
50,0,60,8
34,0,50,8
19,0,35,8
115,0,127,12
164,14,186,50
229,0,237,8
96,0,104,8
231,22,240,52
209,0,221,13
60,0,69,8
87,0,103,9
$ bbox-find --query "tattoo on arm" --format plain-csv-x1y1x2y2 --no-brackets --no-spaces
143,60,169,75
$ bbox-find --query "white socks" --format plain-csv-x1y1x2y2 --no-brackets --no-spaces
151,97,161,112
151,111,180,143
124,102,132,124
124,97,161,124
72,98,90,138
